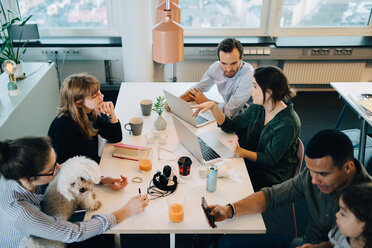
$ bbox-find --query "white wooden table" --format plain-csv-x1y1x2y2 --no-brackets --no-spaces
85,83,266,247
331,82,372,164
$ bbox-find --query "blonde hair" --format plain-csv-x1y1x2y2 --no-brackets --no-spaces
58,73,100,139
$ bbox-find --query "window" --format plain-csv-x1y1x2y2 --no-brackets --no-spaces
18,0,113,36
180,0,263,28
281,0,372,27
180,0,268,36
275,0,372,36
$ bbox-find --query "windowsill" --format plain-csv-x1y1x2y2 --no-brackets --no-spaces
15,37,122,47
12,36,372,48
275,36,372,48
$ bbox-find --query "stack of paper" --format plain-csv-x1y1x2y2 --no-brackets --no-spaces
358,99,372,113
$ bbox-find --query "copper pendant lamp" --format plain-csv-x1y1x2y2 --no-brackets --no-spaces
156,1,180,24
152,0,184,64
158,0,179,4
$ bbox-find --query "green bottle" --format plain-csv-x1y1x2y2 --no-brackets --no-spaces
8,74,19,96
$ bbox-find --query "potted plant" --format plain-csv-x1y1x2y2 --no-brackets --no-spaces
0,7,32,79
152,96,167,130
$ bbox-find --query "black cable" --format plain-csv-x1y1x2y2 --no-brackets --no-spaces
24,62,48,78
54,51,61,88
146,178,173,200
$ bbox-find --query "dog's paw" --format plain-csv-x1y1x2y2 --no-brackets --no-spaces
90,200,102,210
92,192,96,199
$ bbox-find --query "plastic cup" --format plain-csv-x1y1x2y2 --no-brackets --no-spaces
167,195,185,223
138,148,152,172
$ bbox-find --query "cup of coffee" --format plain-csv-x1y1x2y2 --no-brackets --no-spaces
178,156,192,176
140,99,153,116
124,117,143,136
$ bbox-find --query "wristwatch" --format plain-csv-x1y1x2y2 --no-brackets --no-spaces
226,203,235,219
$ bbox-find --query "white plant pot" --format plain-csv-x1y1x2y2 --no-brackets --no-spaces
14,61,24,79
154,114,167,130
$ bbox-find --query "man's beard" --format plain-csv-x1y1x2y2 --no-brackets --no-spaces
224,70,237,78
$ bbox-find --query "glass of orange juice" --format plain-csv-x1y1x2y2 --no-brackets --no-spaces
138,148,152,172
167,195,185,223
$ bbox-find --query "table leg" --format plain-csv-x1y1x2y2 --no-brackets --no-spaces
170,233,175,248
114,234,121,248
335,104,349,131
358,120,368,165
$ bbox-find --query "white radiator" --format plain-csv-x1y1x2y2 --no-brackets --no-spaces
59,60,106,85
176,59,258,82
283,61,366,85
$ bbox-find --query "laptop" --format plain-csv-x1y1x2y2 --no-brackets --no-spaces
163,89,215,127
172,115,234,165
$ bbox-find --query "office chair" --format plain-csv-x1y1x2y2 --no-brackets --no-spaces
292,138,304,238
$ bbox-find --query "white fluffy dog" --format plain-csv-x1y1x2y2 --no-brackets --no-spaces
21,156,102,248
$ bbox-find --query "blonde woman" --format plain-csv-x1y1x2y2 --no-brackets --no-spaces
48,74,125,190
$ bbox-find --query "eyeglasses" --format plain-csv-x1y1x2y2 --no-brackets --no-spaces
35,162,58,177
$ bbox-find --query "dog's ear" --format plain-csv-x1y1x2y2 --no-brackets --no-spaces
57,179,75,201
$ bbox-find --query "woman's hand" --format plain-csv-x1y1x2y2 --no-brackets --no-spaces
99,101,118,123
113,194,150,223
191,101,217,117
229,135,239,153
101,175,128,191
124,195,149,217
228,135,244,157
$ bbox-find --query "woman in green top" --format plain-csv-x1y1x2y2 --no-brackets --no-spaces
192,66,301,191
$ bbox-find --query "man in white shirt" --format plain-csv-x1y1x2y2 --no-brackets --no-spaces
180,38,254,117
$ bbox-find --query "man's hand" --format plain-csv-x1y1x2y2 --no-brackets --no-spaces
209,204,232,224
165,102,171,112
297,241,332,248
101,175,128,191
189,88,209,104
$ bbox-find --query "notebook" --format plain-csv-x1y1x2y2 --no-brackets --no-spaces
163,89,215,127
112,143,145,161
172,114,234,165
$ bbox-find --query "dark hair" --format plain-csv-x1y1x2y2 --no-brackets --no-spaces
217,38,244,60
253,66,296,107
305,129,354,169
339,183,372,248
0,137,52,180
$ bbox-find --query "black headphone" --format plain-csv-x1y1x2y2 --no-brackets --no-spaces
152,165,178,193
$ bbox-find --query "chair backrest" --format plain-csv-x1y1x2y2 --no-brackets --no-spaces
293,138,305,177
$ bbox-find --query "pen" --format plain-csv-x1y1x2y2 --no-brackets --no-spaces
138,188,141,196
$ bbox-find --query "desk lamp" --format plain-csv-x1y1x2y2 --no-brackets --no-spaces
2,60,20,96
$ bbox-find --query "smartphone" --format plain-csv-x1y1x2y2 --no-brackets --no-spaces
201,196,216,228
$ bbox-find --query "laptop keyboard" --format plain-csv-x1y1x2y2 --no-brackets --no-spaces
195,115,208,125
198,137,221,161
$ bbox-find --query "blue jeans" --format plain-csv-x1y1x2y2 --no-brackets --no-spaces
218,234,292,248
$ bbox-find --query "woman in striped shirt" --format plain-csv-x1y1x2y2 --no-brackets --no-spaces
0,136,149,248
